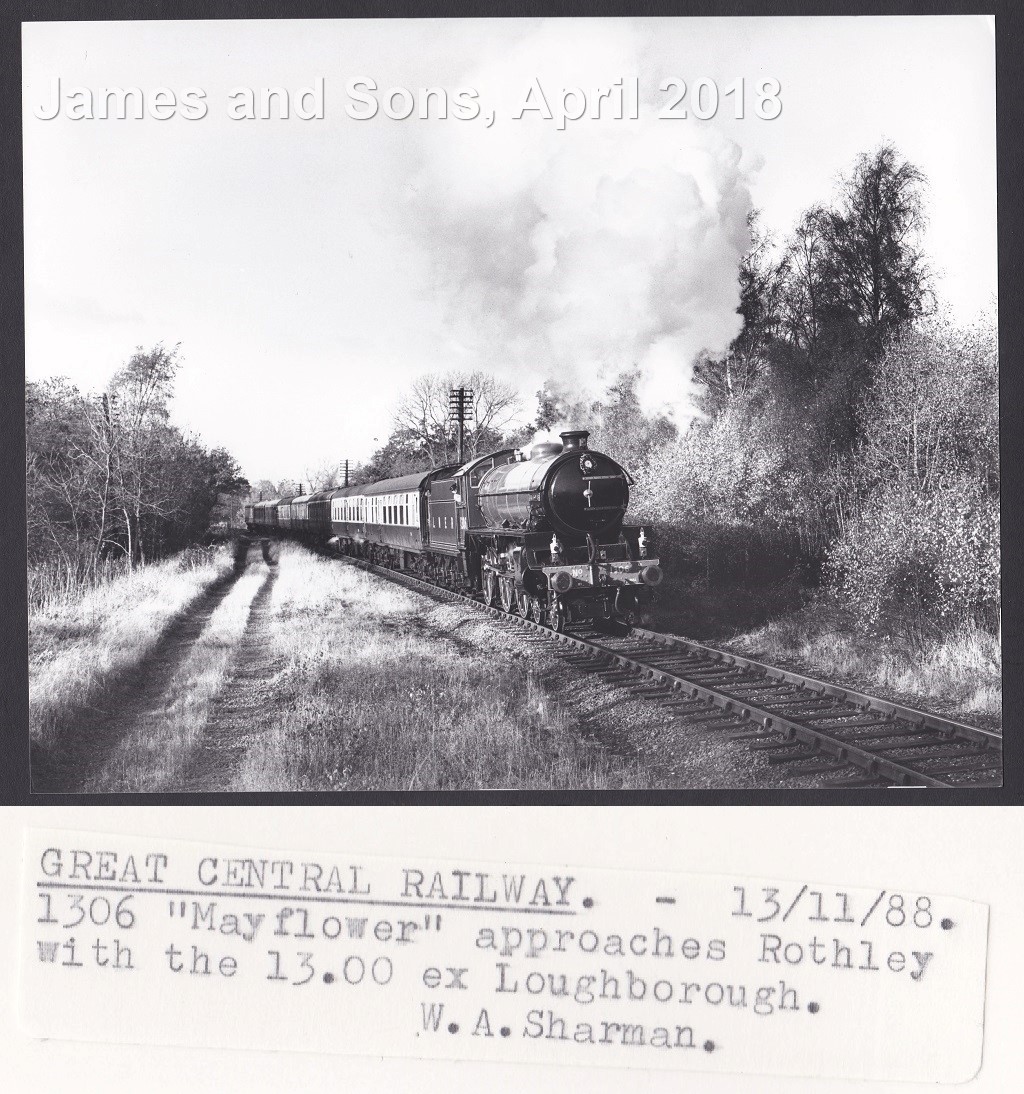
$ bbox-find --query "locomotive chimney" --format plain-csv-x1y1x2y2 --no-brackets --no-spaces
560,430,590,452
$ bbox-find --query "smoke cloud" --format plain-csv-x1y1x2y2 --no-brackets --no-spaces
403,22,757,427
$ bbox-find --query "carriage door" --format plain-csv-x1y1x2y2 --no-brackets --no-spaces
428,477,459,549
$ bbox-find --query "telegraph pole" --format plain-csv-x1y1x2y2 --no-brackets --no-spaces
341,460,352,487
448,386,474,465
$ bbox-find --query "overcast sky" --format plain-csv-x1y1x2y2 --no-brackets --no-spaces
22,16,997,485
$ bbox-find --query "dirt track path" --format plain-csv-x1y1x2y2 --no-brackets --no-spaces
177,569,283,792
31,561,254,794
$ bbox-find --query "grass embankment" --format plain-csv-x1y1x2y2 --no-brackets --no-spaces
233,545,641,791
29,546,233,753
647,567,1000,721
722,606,1001,720
83,565,270,793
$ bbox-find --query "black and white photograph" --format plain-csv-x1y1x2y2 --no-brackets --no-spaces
21,12,1000,794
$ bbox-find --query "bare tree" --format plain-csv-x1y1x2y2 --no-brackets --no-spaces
392,370,521,467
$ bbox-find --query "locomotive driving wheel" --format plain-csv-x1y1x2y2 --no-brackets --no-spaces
484,570,499,607
516,589,531,618
500,577,515,613
549,596,566,633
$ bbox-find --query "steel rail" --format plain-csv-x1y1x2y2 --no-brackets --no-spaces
333,552,1001,789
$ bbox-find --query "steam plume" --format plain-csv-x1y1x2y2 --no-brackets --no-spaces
403,22,756,426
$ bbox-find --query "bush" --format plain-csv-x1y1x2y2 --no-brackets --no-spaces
632,394,827,589
827,478,998,636
826,315,998,637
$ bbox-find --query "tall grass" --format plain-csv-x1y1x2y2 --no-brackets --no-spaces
29,545,233,751
728,607,1001,718
27,545,221,613
28,555,130,613
234,545,641,791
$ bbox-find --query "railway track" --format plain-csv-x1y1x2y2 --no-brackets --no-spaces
336,552,1002,789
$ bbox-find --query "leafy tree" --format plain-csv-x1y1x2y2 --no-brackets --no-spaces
820,145,931,359
359,429,435,482
26,344,248,581
251,479,278,500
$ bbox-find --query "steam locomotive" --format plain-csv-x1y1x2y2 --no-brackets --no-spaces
244,429,662,631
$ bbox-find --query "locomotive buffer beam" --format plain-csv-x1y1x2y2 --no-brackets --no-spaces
540,560,663,589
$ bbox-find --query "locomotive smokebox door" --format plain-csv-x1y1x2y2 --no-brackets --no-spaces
545,451,629,537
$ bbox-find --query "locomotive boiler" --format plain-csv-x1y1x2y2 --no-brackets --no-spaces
464,430,662,630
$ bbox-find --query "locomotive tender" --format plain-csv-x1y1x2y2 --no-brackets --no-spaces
245,429,662,631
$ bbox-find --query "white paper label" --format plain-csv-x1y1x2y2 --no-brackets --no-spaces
19,828,988,1082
